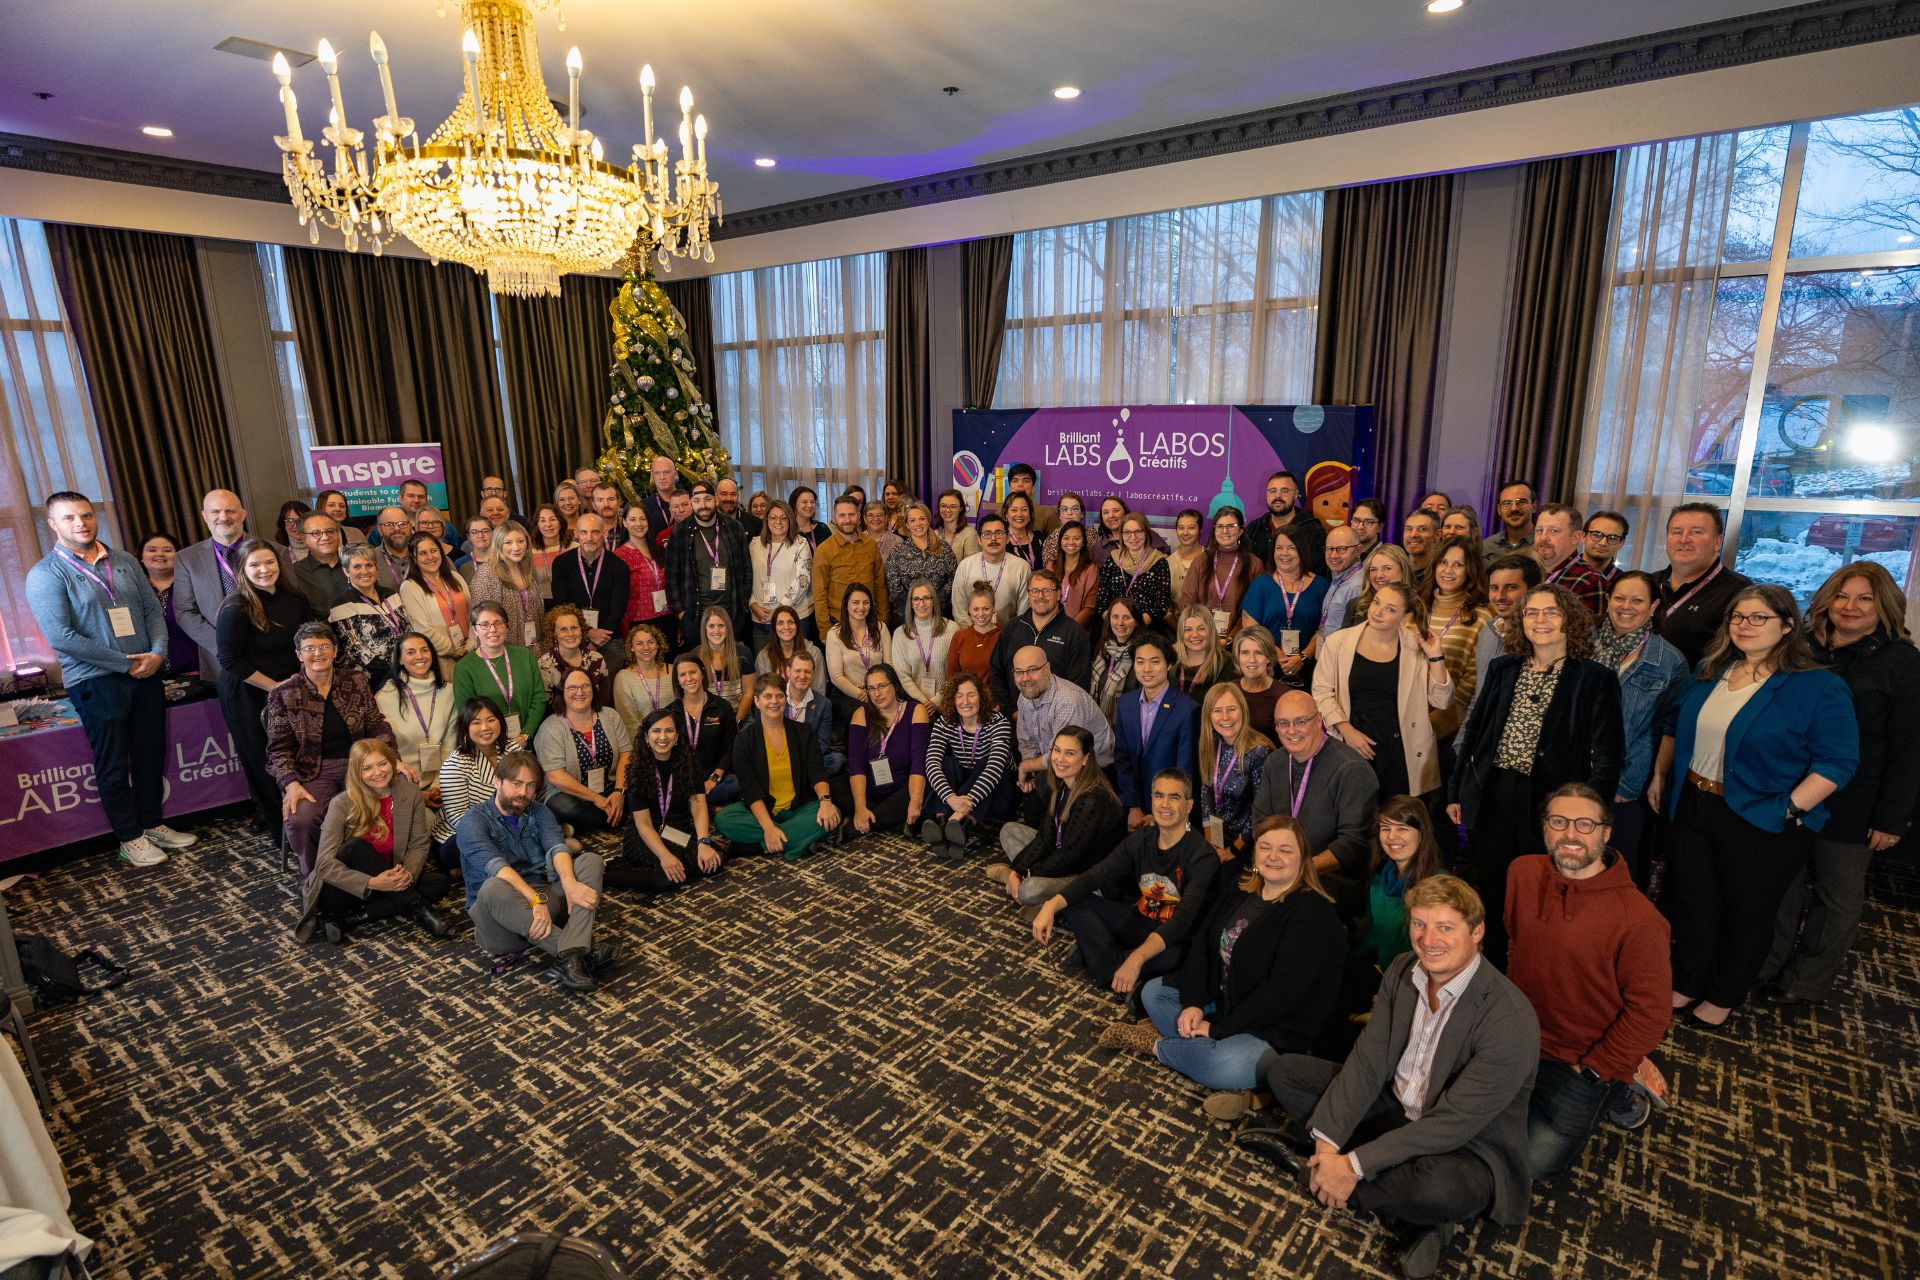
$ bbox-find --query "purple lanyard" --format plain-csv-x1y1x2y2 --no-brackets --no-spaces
578,550,605,600
1209,553,1239,605
914,625,936,671
1288,746,1320,817
871,705,905,759
684,706,702,749
1120,553,1149,596
763,541,780,588
214,541,238,591
383,550,409,587
570,719,608,771
857,629,873,667
1277,573,1310,625
60,548,118,603
1052,791,1070,847
959,722,979,765
402,683,438,736
481,652,515,708
1011,540,1036,567
1666,561,1723,614
655,767,674,822
698,527,721,565
1212,743,1237,809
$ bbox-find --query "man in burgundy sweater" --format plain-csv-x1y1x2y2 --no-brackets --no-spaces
1506,782,1672,1181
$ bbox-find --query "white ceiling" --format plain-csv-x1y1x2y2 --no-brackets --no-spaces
1,0,1801,213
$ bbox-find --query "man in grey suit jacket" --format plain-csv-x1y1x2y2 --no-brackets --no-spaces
1236,875,1538,1280
173,488,290,681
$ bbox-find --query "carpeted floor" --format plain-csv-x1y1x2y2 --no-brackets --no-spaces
6,818,1919,1279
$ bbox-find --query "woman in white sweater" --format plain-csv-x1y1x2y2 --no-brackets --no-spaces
892,579,959,705
748,499,814,650
374,632,457,800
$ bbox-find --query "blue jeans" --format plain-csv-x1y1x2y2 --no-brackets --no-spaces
709,774,741,807
1527,1058,1618,1181
1141,978,1273,1091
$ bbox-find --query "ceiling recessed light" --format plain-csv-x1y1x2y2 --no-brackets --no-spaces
754,157,777,168
1053,85,1082,100
1426,0,1464,13
142,125,174,138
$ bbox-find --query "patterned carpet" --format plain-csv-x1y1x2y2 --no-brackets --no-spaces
6,817,1918,1279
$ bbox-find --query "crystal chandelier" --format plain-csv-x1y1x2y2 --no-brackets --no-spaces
268,0,721,298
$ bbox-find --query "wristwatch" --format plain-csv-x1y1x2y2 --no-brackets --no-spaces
1426,655,1446,663
697,835,716,848
1785,802,1808,826
1576,1064,1604,1086
528,892,547,907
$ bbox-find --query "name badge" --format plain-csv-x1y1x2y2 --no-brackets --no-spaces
870,757,894,787
587,766,607,794
419,744,447,776
506,713,523,740
1203,816,1226,847
652,589,669,614
581,608,600,631
661,824,691,847
1280,629,1302,656
710,567,728,591
109,606,136,638
524,621,539,645
1211,609,1232,636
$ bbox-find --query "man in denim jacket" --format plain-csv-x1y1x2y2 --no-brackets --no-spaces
456,751,618,994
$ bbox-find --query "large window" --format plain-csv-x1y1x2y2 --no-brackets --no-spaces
256,244,317,465
710,253,887,500
995,192,1323,408
1586,108,1920,608
0,218,120,668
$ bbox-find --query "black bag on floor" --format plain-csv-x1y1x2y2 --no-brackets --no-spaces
448,1232,626,1279
15,936,129,1004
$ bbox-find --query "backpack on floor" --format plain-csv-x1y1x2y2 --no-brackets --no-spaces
15,936,129,1004
449,1232,627,1279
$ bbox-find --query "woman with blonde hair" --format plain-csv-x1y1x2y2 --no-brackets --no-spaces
1102,813,1344,1119
468,520,551,650
1342,543,1418,630
1195,683,1274,863
296,738,453,945
693,604,758,721
885,501,957,627
1314,581,1452,805
613,622,677,734
1172,603,1231,702
892,579,960,705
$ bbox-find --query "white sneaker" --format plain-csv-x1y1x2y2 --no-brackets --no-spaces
119,836,168,868
145,824,199,850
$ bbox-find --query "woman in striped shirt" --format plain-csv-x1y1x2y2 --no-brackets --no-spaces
920,671,1016,861
432,694,507,870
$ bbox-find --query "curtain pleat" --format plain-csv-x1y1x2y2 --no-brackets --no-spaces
660,275,716,411
44,223,235,544
885,247,931,497
1493,153,1617,510
961,235,1013,408
1312,175,1457,520
283,248,507,518
496,273,620,509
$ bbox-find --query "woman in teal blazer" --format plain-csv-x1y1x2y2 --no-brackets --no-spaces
1653,584,1857,1029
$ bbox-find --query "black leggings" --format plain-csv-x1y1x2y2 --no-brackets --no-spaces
315,839,452,919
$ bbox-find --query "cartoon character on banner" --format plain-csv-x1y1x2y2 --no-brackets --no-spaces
1305,461,1356,529
953,451,986,518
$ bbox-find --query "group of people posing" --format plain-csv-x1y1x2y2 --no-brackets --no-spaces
25,462,1915,1279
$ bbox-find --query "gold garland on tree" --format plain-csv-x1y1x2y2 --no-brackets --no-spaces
598,235,729,504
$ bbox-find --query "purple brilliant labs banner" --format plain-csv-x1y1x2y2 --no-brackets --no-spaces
951,405,1375,531
309,443,451,517
0,697,247,861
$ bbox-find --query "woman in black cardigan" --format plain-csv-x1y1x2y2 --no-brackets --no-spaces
985,725,1124,912
1447,583,1623,968
711,675,844,860
215,538,315,836
1107,814,1344,1112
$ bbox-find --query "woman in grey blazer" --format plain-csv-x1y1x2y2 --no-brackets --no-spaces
295,739,456,945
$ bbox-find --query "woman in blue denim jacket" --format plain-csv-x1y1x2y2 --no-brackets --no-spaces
1593,571,1691,881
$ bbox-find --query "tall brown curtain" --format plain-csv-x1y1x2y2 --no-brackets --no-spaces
885,247,931,496
496,273,621,508
659,275,717,409
1312,175,1458,520
45,224,235,543
962,235,1014,408
1493,152,1617,506
283,248,506,518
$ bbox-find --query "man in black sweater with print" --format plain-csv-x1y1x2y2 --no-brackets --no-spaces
1031,768,1219,992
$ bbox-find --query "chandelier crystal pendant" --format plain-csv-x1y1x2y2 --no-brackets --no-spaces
269,0,721,298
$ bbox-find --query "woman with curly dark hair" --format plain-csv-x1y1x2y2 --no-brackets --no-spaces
1446,582,1623,966
919,671,1017,860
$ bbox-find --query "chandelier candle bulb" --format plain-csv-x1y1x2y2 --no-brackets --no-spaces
566,46,581,137
369,31,401,126
462,28,481,124
317,39,349,135
694,114,706,168
639,64,655,159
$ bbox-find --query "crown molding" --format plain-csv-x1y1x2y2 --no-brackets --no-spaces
2,0,1916,235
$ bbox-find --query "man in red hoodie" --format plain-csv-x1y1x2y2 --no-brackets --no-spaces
1506,783,1672,1181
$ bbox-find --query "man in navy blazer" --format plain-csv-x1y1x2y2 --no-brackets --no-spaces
1114,634,1199,830
1237,875,1539,1280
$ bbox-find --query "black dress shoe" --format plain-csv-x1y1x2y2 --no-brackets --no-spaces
1761,983,1816,1009
1398,1223,1460,1279
322,920,345,946
554,949,598,994
415,903,456,938
586,941,624,973
1234,1128,1309,1178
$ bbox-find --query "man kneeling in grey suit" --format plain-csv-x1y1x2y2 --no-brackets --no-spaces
455,751,621,995
1234,875,1538,1279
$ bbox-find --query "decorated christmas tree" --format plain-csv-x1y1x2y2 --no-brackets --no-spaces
598,247,728,503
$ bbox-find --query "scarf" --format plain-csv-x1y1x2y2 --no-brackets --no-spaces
1592,618,1653,670
1095,640,1133,718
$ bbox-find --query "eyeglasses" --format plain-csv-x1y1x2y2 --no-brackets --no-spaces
1274,715,1319,731
1348,516,1381,529
1729,611,1781,626
1497,499,1532,510
1012,665,1046,678
1544,816,1606,834
378,519,411,530
305,528,338,540
1584,530,1626,544
1521,607,1564,620
296,644,334,656
1029,586,1060,596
